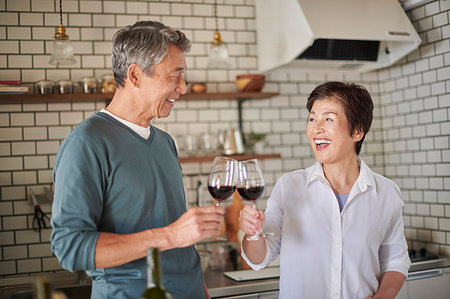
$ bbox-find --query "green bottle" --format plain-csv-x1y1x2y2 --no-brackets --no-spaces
140,248,172,299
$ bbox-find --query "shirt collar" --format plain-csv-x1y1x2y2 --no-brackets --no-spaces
100,109,151,139
305,158,377,194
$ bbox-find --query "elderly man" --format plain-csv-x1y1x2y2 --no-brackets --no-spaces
51,21,223,299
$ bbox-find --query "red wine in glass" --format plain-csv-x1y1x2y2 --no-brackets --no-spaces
207,157,238,240
208,185,236,204
238,159,272,241
237,186,265,201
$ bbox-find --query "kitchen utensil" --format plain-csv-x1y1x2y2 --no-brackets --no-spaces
224,266,280,282
236,74,265,92
223,129,245,155
29,188,50,233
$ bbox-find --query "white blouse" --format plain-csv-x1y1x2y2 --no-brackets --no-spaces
242,159,411,299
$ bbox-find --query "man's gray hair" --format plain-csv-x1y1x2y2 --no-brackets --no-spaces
112,20,191,87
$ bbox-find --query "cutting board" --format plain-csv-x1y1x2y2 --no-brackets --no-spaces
224,267,280,282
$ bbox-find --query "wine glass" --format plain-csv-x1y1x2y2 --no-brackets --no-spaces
208,156,238,240
237,159,270,241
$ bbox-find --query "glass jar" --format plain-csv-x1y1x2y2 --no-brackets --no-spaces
81,76,98,93
36,80,54,94
101,74,116,94
57,80,74,94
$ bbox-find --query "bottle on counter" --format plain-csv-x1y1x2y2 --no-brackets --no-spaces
34,276,51,299
140,248,172,299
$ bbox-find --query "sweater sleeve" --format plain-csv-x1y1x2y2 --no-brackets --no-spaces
50,136,105,272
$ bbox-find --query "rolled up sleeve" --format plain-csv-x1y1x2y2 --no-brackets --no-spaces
379,207,411,277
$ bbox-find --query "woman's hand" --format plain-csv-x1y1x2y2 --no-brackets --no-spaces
239,204,266,236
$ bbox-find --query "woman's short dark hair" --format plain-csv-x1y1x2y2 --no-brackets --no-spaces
112,20,191,88
306,81,374,155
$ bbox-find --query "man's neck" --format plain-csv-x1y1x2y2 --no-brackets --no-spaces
106,88,152,127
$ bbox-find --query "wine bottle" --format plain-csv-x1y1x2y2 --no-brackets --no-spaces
140,248,172,299
34,276,51,299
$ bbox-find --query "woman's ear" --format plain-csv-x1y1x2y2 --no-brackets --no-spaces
353,128,364,142
126,64,142,88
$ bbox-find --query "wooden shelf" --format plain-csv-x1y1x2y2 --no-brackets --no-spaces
0,92,279,104
179,153,281,163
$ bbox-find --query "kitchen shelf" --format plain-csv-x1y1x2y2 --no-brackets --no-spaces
179,153,281,163
0,91,280,134
0,92,279,104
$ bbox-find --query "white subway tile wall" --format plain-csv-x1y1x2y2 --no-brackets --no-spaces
0,0,449,277
377,1,450,256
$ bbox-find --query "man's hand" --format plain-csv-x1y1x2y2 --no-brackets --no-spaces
166,205,224,249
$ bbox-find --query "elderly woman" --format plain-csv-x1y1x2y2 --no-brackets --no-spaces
239,81,410,299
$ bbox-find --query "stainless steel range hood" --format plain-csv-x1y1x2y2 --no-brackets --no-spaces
255,0,422,72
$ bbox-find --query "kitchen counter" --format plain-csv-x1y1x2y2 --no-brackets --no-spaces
2,258,449,299
204,257,450,298
204,266,279,298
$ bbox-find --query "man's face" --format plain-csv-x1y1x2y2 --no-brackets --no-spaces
138,44,187,119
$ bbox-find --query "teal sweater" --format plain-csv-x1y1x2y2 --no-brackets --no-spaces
51,112,204,299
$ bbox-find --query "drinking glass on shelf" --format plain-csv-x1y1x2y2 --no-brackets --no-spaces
208,156,238,240
238,159,272,241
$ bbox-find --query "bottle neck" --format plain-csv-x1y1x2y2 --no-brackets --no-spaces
147,248,164,289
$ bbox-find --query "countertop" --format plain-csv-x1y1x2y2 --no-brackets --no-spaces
1,258,449,299
204,266,279,298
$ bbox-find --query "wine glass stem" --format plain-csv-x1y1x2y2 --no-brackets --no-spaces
216,200,221,207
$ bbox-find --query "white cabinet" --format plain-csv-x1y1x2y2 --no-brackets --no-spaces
225,295,258,299
396,268,450,299
258,291,279,298
396,283,408,299
407,271,450,299
220,291,279,299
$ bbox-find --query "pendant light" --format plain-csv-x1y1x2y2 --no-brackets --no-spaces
49,0,76,65
207,0,231,69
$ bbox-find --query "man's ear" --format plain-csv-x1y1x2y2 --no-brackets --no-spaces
126,64,142,88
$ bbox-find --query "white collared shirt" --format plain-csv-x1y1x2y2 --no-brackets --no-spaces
242,159,411,299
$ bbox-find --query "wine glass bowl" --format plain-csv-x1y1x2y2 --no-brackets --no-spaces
207,157,238,241
207,157,238,206
238,159,268,241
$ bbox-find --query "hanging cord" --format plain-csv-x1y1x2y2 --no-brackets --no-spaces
214,0,218,32
59,0,63,25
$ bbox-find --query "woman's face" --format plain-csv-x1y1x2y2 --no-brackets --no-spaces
306,97,363,166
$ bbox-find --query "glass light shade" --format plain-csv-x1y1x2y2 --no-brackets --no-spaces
49,38,76,65
207,43,231,69
207,31,231,69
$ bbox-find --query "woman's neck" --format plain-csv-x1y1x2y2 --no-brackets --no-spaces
322,157,360,195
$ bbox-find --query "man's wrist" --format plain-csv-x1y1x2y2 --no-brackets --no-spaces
146,227,174,251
